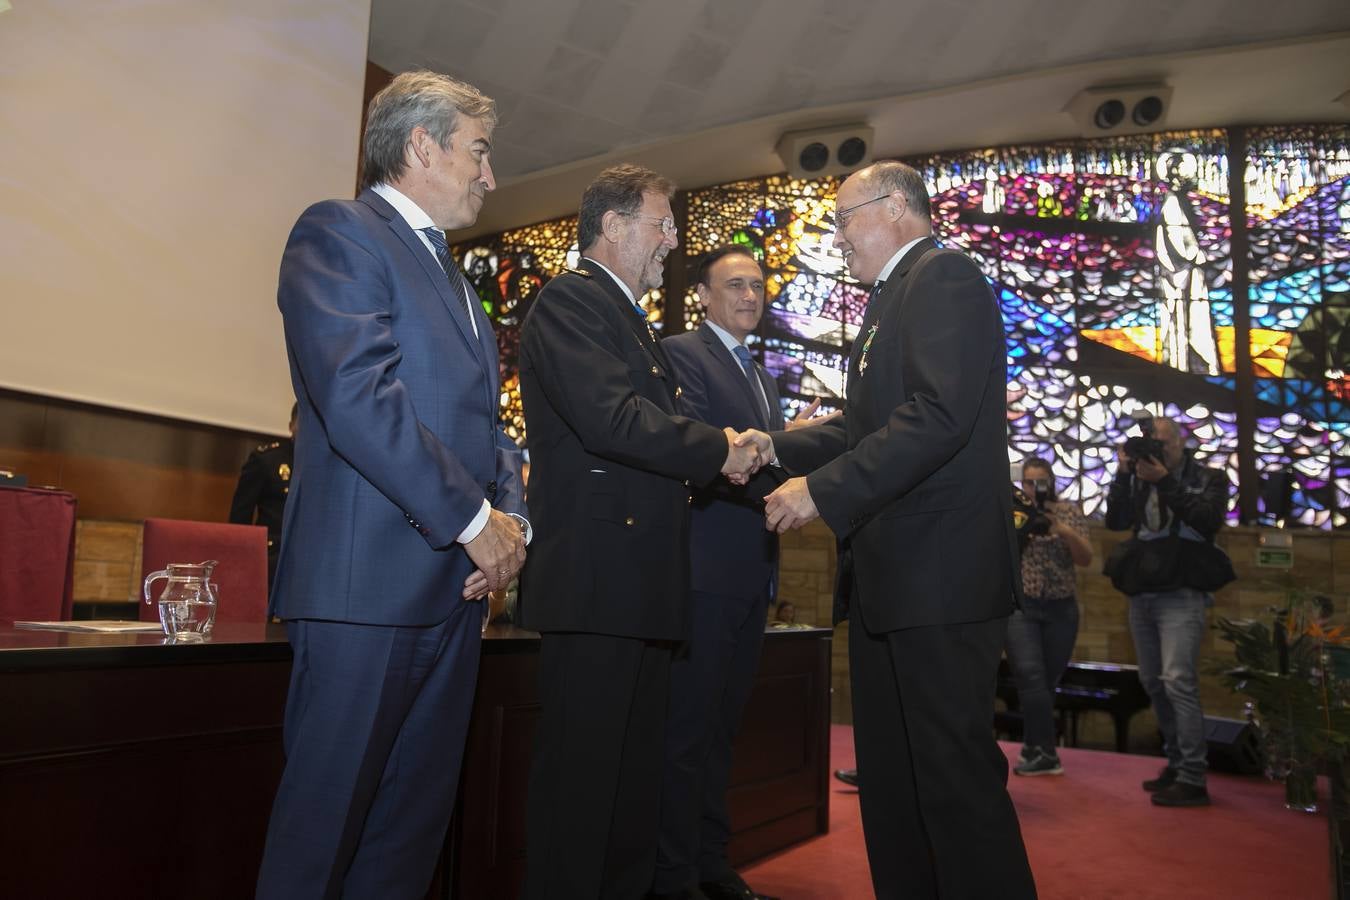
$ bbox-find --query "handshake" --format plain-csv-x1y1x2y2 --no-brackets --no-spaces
719,429,820,533
720,428,775,485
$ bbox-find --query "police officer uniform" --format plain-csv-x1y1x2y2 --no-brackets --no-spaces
228,437,293,586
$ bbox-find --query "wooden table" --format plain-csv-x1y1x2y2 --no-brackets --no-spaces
0,622,831,899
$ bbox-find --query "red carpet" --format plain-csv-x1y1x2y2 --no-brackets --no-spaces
743,725,1328,899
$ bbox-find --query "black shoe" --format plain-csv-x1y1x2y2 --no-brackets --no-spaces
699,872,779,900
834,767,858,787
1013,749,1064,776
1151,781,1210,807
1142,765,1178,792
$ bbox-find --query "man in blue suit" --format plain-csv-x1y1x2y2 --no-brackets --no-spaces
654,246,786,900
256,71,528,900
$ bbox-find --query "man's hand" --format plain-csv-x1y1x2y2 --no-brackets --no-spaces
734,428,775,465
785,397,843,431
1133,454,1168,484
464,508,526,592
722,427,763,485
462,569,490,600
765,476,819,533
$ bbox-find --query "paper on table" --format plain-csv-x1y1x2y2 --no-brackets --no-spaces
14,620,164,633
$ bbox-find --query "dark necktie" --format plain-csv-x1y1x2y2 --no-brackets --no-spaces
869,279,886,304
420,227,475,322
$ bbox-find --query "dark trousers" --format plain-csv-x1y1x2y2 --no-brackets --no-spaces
1004,595,1080,754
256,601,483,900
849,609,1037,900
654,586,771,892
524,632,672,900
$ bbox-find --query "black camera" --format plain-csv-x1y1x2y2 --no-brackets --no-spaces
1012,483,1052,549
1123,419,1164,464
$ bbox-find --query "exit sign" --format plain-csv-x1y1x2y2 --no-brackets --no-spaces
1256,548,1293,568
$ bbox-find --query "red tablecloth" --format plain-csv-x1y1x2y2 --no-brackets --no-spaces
0,486,77,623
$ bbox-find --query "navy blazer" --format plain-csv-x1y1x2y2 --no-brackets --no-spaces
271,188,525,626
663,323,785,598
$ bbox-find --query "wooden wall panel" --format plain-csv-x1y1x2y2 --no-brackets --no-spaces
0,388,266,522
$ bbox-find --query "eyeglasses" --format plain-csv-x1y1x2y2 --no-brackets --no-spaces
831,193,898,230
622,213,678,237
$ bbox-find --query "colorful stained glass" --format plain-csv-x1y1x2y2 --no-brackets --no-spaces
454,125,1350,527
1246,124,1350,526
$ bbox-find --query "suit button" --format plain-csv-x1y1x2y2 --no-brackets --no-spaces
625,516,635,526
650,366,659,375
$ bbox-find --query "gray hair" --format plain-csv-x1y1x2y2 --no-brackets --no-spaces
359,70,497,191
577,164,675,252
861,160,931,224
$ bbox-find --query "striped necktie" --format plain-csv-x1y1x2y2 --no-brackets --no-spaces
420,227,475,322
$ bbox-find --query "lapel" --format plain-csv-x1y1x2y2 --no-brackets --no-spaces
698,322,766,427
581,259,677,380
359,189,491,379
846,237,937,395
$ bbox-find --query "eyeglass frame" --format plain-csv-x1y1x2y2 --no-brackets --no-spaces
620,212,678,237
831,192,904,230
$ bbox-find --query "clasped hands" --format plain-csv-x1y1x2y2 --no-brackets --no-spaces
463,508,527,600
722,429,820,534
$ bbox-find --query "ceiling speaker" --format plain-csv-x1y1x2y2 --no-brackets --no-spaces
776,125,875,179
1064,84,1173,136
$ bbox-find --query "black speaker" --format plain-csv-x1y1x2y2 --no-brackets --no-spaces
1204,716,1264,775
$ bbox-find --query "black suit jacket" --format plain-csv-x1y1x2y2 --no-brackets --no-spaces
518,261,729,640
772,237,1021,631
663,323,785,598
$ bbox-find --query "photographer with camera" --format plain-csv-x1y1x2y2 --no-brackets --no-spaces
1105,416,1231,808
1006,457,1093,776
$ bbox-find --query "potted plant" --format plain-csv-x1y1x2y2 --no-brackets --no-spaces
1214,589,1350,812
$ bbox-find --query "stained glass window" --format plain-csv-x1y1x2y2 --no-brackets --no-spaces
1245,125,1350,527
455,125,1350,527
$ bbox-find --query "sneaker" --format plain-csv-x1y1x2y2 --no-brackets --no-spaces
1142,766,1178,792
1151,781,1210,807
1013,750,1063,776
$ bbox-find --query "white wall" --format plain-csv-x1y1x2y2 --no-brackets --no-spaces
0,0,371,434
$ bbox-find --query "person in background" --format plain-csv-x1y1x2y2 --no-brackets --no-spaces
655,245,784,900
773,600,797,625
1106,416,1226,808
256,70,527,900
1005,456,1092,776
229,402,297,588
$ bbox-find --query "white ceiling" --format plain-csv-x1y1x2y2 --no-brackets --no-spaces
366,0,1350,237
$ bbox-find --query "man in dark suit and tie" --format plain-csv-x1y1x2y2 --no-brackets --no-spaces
518,165,762,900
654,246,784,900
740,161,1037,899
256,71,528,900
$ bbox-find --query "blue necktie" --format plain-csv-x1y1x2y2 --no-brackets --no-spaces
732,344,756,378
733,345,770,423
420,227,475,322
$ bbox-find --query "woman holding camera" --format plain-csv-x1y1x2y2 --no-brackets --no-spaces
1007,457,1093,775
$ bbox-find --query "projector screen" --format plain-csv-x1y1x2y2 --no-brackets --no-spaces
0,0,371,435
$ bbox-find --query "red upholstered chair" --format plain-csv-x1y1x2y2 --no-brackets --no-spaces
139,518,270,624
0,487,78,624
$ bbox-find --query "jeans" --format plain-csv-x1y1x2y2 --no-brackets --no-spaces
1004,595,1079,756
1128,589,1209,786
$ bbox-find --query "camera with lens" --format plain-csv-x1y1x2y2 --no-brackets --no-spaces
1122,418,1164,465
1012,479,1053,550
